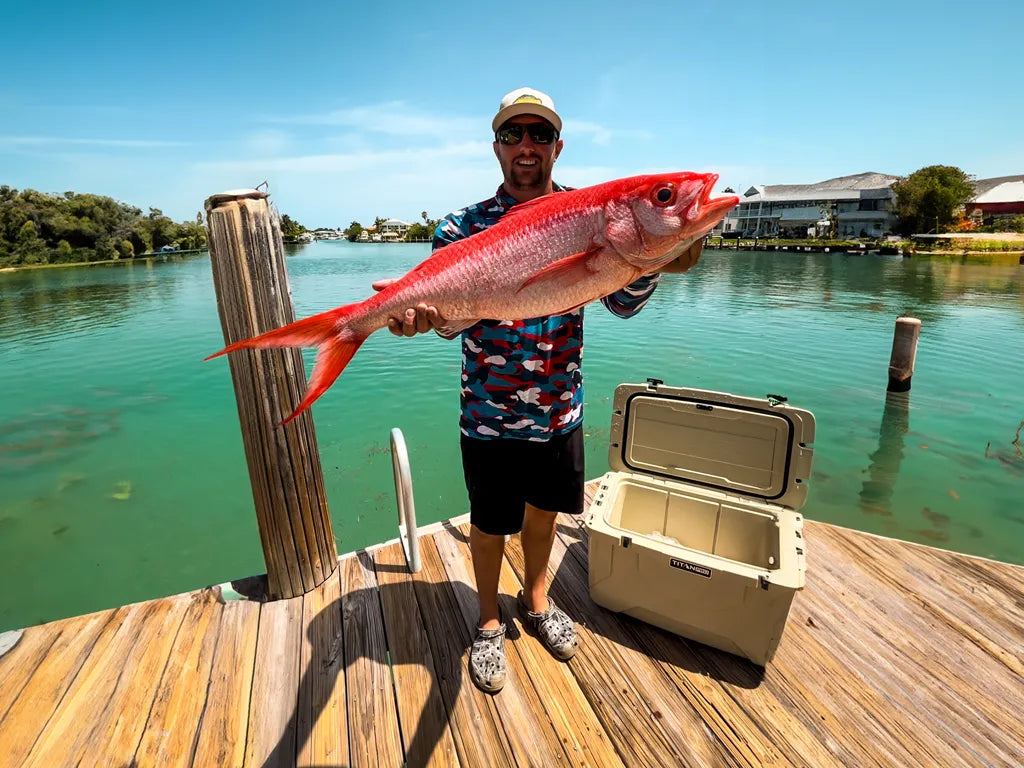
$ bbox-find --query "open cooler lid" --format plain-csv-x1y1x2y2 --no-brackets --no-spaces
608,381,815,510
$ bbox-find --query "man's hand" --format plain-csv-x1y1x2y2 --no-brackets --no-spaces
372,278,447,337
658,240,704,274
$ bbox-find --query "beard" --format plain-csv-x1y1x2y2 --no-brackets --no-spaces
507,162,548,191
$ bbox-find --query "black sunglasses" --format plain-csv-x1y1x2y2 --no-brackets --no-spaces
495,123,559,146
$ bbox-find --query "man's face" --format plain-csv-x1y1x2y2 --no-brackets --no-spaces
493,115,563,201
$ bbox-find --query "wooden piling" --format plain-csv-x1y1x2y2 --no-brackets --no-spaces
204,189,338,599
887,316,921,392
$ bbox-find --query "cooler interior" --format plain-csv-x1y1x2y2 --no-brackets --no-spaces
605,479,780,569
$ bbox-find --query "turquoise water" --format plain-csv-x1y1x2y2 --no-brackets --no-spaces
1,243,1022,631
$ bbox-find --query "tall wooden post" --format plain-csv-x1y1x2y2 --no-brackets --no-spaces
205,189,338,599
887,316,921,393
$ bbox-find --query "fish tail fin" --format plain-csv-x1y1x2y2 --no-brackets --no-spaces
280,330,367,425
204,303,357,360
205,301,369,425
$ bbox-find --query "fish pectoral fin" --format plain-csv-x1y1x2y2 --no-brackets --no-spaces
516,247,602,294
436,318,479,337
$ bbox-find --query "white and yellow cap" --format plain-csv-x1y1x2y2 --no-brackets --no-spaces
492,87,562,134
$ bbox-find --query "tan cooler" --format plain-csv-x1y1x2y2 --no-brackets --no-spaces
585,380,815,665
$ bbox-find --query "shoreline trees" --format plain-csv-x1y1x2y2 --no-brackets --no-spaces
892,166,976,237
0,186,208,267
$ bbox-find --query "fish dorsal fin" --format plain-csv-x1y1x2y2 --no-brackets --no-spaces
516,245,603,294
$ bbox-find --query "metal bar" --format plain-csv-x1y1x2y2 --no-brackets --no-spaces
390,428,421,573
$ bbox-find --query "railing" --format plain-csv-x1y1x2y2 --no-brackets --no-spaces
390,428,421,573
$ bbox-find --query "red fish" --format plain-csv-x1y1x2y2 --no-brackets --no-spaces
207,172,738,423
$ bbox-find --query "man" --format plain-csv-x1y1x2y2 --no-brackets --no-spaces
373,87,702,693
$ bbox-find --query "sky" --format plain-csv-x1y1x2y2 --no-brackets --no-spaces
2,0,1022,227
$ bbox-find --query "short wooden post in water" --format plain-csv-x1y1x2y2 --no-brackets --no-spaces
205,189,338,599
887,316,921,392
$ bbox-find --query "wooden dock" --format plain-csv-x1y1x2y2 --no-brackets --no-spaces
1,486,1022,767
702,237,874,254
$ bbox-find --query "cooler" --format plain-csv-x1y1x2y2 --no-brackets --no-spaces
585,380,815,665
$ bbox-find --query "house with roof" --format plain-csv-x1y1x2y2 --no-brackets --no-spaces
967,175,1024,221
733,172,900,238
379,218,411,240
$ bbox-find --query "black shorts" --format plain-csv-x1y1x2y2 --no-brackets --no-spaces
461,427,585,536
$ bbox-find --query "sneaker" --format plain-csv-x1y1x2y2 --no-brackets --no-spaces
517,590,578,661
469,622,507,693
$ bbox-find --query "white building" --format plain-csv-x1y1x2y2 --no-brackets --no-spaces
734,172,899,238
379,218,411,240
967,175,1024,222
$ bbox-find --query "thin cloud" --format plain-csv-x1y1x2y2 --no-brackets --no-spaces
563,120,652,147
555,165,624,187
241,130,293,157
0,135,188,148
196,141,493,174
266,101,481,141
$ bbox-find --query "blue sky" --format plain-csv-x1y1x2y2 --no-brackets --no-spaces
2,0,1021,227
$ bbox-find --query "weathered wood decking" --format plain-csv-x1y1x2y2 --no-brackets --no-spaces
1,487,1023,767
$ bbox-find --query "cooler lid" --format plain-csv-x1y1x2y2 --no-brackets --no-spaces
608,381,815,510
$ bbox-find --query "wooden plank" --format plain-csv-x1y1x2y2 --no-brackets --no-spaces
191,599,260,768
432,523,571,767
810,522,1024,700
503,521,732,767
341,552,404,768
446,522,623,768
413,535,514,768
0,625,61,724
771,609,959,766
815,523,1024,677
296,566,348,768
22,597,189,767
133,593,224,767
0,610,115,768
75,597,190,766
242,595,304,768
791,532,1024,766
373,542,459,768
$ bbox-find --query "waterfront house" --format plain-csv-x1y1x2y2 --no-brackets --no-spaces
734,172,899,238
967,175,1024,222
380,218,411,239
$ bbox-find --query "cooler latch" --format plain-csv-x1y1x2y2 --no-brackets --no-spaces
759,574,770,590
646,378,663,389
766,393,788,407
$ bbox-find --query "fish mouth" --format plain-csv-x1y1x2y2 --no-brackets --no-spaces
694,173,739,224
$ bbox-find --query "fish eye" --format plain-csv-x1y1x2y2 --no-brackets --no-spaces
651,184,676,206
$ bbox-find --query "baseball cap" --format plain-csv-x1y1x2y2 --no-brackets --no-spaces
492,87,562,134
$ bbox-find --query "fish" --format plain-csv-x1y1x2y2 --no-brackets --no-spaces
207,172,739,424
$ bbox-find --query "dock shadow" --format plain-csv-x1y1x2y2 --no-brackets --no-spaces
260,517,767,768
259,554,483,768
550,521,767,690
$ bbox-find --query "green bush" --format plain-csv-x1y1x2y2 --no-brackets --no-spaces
0,186,209,267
